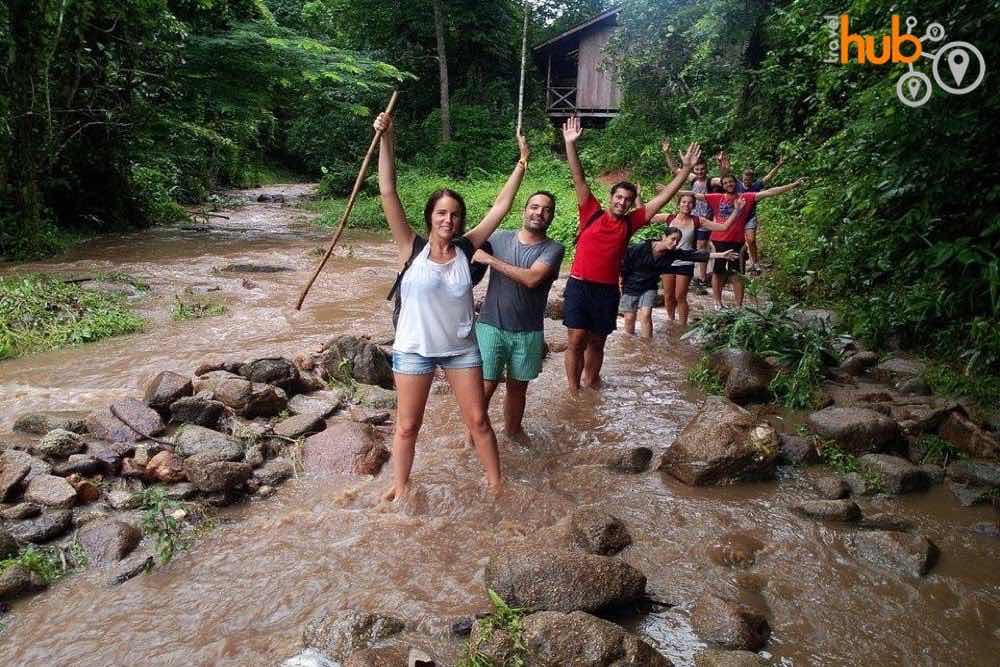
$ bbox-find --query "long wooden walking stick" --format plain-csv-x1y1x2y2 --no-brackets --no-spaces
515,1,529,136
295,90,400,310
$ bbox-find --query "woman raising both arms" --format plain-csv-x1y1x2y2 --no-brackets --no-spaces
374,111,530,503
650,191,744,327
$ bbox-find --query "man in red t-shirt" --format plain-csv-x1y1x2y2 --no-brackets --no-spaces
561,116,701,391
687,174,804,309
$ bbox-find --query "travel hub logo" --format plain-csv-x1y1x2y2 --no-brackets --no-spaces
824,14,986,108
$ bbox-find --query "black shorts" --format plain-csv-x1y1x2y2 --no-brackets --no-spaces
661,263,694,277
712,241,745,275
694,228,712,241
563,276,619,336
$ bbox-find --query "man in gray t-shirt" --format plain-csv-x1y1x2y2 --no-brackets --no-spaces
472,191,565,444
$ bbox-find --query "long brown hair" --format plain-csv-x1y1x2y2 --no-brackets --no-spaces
423,189,467,236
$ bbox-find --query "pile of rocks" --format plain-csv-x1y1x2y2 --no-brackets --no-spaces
284,510,771,666
0,334,398,604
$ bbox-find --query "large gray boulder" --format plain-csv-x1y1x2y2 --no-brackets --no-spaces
1,449,52,483
79,519,142,564
302,610,405,661
86,398,165,443
239,357,300,391
838,351,879,377
274,413,327,439
858,454,930,495
569,508,632,556
12,411,88,436
0,453,31,501
183,456,252,492
871,357,925,384
0,565,45,602
937,412,1000,459
659,397,779,485
317,335,394,389
806,406,899,454
169,394,226,428
288,390,345,419
709,349,775,404
172,424,244,460
522,610,672,666
192,371,288,418
850,530,938,577
34,428,87,460
144,371,193,412
485,547,645,613
304,422,390,477
946,459,1000,488
5,509,72,543
690,593,770,651
24,474,77,508
254,458,295,486
792,499,861,522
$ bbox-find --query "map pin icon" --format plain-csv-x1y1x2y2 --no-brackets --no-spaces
948,49,970,86
907,77,921,99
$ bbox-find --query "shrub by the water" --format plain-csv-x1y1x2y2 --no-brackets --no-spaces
0,274,145,360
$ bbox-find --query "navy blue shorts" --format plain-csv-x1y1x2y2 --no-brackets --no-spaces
695,228,712,241
563,276,619,336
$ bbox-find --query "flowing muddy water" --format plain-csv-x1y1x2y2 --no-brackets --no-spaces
1,186,999,666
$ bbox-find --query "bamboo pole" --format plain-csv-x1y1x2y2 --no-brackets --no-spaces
516,1,529,136
295,90,400,310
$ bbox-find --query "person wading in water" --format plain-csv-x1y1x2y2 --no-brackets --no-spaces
470,191,565,446
560,115,700,391
374,112,529,502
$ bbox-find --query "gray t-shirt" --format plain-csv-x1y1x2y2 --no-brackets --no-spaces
478,230,565,333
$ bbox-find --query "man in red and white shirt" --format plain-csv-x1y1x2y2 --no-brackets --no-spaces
688,174,804,309
561,116,701,391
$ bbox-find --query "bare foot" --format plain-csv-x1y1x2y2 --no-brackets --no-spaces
381,482,411,504
506,430,532,447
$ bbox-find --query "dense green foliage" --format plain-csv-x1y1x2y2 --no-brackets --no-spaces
586,0,1000,381
0,0,407,258
688,305,842,408
0,274,144,359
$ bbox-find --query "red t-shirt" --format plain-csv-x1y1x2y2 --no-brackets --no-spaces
570,194,650,285
704,192,758,243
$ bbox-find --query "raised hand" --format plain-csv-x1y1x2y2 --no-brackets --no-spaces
734,196,747,210
680,142,702,169
719,152,731,172
373,112,392,134
517,134,530,163
562,116,582,144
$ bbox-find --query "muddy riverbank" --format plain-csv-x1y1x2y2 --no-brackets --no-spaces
1,186,999,666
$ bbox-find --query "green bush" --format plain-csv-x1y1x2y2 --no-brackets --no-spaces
0,274,145,360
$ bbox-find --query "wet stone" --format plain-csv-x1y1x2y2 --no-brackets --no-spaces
0,502,41,520
690,593,770,652
79,519,142,564
792,499,861,522
184,457,252,493
106,489,144,511
973,522,1000,538
53,454,101,477
302,610,406,661
842,472,878,497
345,406,392,426
609,446,653,474
239,357,300,391
86,398,165,444
281,649,341,667
6,509,73,543
254,458,294,486
144,371,193,412
24,474,77,508
169,395,226,428
812,476,850,500
172,424,243,461
34,429,87,459
946,459,1000,489
521,610,672,667
0,454,31,501
0,529,16,559
13,411,88,436
273,413,326,439
948,481,992,507
0,565,45,602
858,513,915,532
858,454,930,495
569,508,632,556
777,433,819,465
289,390,345,419
108,549,154,585
354,385,397,410
164,482,198,501
850,530,938,577
838,351,878,377
806,407,899,455
694,649,768,667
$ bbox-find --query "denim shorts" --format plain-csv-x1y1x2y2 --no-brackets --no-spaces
618,289,658,314
392,348,482,375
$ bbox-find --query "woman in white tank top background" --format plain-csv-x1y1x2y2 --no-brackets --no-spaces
374,111,529,503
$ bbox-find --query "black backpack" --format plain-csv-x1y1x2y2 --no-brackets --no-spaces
387,235,491,328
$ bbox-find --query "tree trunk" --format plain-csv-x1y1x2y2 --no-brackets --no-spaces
6,0,62,253
431,0,451,143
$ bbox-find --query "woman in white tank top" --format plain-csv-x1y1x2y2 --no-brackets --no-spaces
374,111,529,503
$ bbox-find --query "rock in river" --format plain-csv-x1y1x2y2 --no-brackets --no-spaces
172,424,244,461
849,530,938,577
690,593,770,651
858,454,930,495
304,422,390,477
144,371,193,412
86,398,165,443
792,499,861,522
569,508,632,556
709,349,775,404
24,474,77,508
34,428,87,460
485,547,645,613
5,509,72,543
302,609,405,661
523,610,671,666
317,335,394,390
806,406,899,454
79,519,142,564
659,397,779,485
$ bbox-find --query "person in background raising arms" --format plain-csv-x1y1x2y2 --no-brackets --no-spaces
561,116,700,391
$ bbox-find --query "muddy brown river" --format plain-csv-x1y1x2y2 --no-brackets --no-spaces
1,185,998,666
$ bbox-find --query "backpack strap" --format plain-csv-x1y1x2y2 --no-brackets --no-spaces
574,209,606,245
386,235,427,301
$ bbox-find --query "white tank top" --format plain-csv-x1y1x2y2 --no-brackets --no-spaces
393,242,477,357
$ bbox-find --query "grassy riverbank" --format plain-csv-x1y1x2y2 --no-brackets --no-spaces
0,274,145,360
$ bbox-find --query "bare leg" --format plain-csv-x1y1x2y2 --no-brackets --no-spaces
638,307,653,339
466,378,502,445
745,228,758,267
502,378,530,444
662,274,677,320
622,311,637,335
711,272,725,308
445,366,502,491
564,328,589,392
696,238,708,282
582,334,607,389
385,371,434,502
733,274,746,308
675,273,692,327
